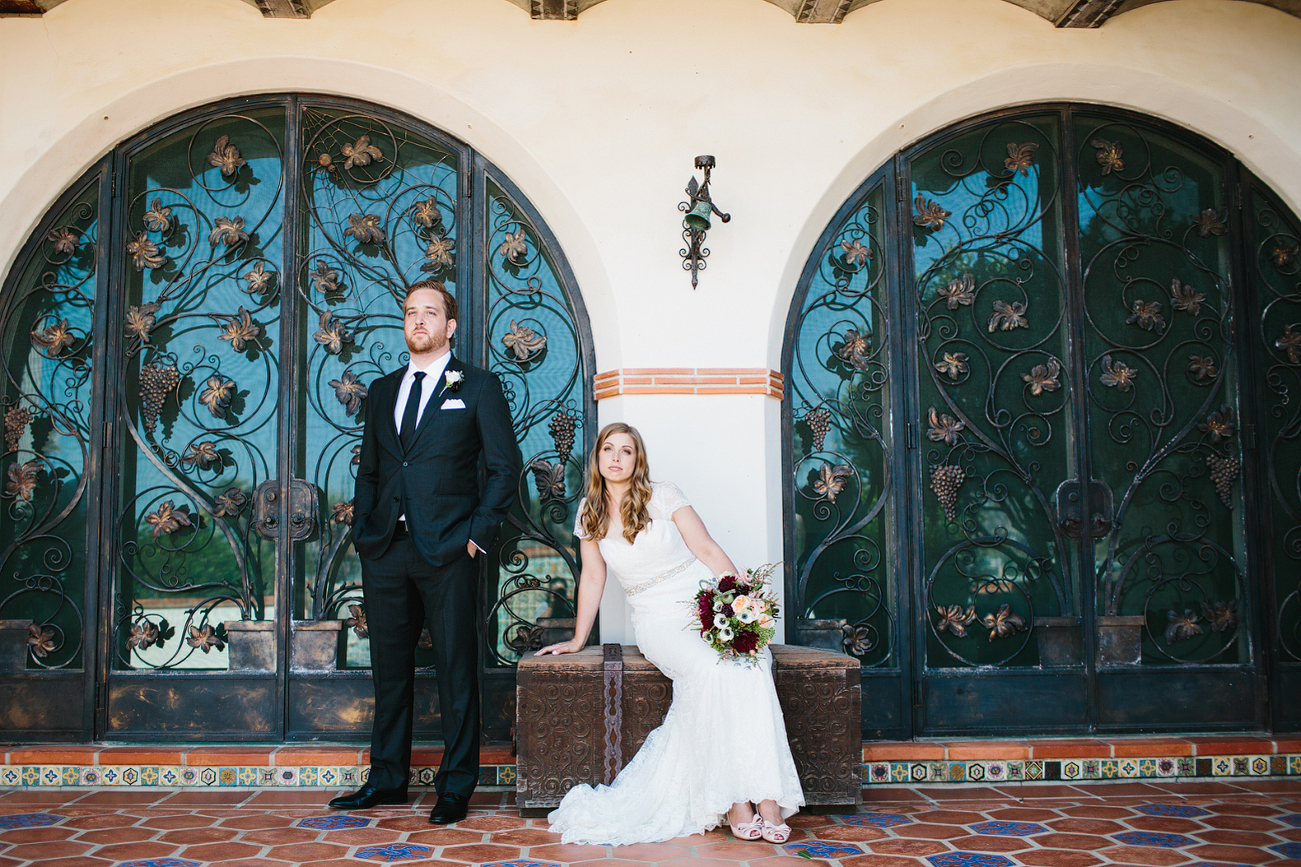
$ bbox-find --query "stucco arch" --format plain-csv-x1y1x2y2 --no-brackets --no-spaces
766,60,1301,368
0,56,622,371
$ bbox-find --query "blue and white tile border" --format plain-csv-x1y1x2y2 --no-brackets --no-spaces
0,763,519,789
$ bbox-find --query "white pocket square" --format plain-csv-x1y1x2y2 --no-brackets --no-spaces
441,398,466,410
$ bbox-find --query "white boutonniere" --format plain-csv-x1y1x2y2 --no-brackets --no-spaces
444,369,463,393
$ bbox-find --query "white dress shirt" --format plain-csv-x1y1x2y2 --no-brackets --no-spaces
393,350,452,435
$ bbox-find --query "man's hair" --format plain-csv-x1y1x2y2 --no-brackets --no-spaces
404,280,458,322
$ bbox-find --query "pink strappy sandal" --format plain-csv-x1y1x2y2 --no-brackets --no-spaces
759,817,791,844
728,811,764,841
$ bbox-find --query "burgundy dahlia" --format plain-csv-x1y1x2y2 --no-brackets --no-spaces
731,629,760,655
718,575,737,592
696,590,715,633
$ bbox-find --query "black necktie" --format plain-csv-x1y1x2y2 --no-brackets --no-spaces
399,371,425,451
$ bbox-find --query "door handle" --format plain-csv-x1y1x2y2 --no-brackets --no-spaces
253,479,320,542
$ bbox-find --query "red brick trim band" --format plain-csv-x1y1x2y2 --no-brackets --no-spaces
593,368,784,400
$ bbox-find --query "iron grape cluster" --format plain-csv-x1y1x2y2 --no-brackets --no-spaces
930,463,965,523
140,363,180,436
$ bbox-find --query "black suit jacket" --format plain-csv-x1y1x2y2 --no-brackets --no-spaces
352,356,520,566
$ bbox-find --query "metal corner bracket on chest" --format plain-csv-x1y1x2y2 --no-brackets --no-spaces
515,643,863,815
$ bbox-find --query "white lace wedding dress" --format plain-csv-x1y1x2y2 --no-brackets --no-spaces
546,481,804,845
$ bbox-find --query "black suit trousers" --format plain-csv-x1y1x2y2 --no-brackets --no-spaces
360,534,480,797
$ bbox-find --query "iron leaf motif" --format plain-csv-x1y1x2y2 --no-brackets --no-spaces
208,134,246,178
1126,299,1166,334
344,213,386,245
938,272,976,309
219,307,260,353
502,321,547,361
27,624,55,658
1022,358,1061,396
199,376,236,419
125,302,161,344
1188,354,1218,382
180,441,221,471
936,352,969,381
144,198,173,233
529,458,566,502
186,624,225,653
313,310,352,355
329,370,367,417
422,236,455,272
935,604,977,638
30,319,75,357
242,262,273,296
345,603,367,639
6,460,39,503
341,134,383,170
145,500,192,538
1100,355,1137,392
1271,242,1298,270
310,260,341,294
126,232,166,270
208,215,248,249
498,227,528,263
981,604,1028,642
927,407,965,445
813,463,853,503
841,624,875,656
127,620,159,651
913,195,951,231
840,239,871,267
1170,278,1205,316
836,327,872,370
47,227,78,255
1198,405,1235,443
1164,609,1203,643
1091,138,1124,175
413,197,442,229
1276,326,1301,364
331,500,354,525
987,300,1028,332
1004,141,1038,176
1193,208,1226,238
1200,600,1238,633
213,488,247,518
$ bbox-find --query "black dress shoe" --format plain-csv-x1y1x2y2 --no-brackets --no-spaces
428,792,469,824
328,784,408,810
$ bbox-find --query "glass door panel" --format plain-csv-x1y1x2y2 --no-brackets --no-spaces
912,116,1080,671
1074,115,1248,668
112,108,286,684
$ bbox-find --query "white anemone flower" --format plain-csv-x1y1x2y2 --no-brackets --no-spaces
737,607,756,624
713,613,729,629
718,626,734,643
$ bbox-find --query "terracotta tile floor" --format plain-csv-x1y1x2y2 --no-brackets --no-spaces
3,778,1301,866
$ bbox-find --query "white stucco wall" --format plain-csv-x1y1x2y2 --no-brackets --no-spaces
2,0,1298,641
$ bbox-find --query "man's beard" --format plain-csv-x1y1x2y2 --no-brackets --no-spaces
406,330,445,355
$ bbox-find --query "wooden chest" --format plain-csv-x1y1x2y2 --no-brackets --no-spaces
515,643,861,814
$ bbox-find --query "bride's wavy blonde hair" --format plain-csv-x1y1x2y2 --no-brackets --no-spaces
580,422,653,543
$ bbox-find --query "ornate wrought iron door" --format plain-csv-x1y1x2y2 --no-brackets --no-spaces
787,105,1287,736
0,95,591,741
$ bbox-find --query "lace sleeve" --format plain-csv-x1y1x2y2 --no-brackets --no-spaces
652,481,691,518
573,498,589,540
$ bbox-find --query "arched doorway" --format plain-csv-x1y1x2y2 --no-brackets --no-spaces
0,95,594,741
784,104,1301,737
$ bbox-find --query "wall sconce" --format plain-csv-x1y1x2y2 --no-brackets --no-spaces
678,155,730,289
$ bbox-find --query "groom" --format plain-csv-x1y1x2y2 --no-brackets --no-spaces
330,280,519,824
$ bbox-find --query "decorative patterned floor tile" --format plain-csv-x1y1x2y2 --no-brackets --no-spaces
1272,841,1301,858
116,860,201,867
1282,813,1301,827
0,812,61,829
786,842,863,858
298,814,370,829
356,842,435,861
970,820,1046,836
1135,803,1211,817
1113,829,1197,847
481,861,562,867
926,854,1014,867
845,811,912,827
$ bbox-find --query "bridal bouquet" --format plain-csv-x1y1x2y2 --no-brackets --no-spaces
691,563,781,666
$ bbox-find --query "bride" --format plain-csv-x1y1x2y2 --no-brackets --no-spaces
536,422,804,845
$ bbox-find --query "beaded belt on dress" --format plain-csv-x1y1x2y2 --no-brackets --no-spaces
624,557,697,596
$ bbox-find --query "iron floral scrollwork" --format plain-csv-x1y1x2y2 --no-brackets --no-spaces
788,182,895,667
